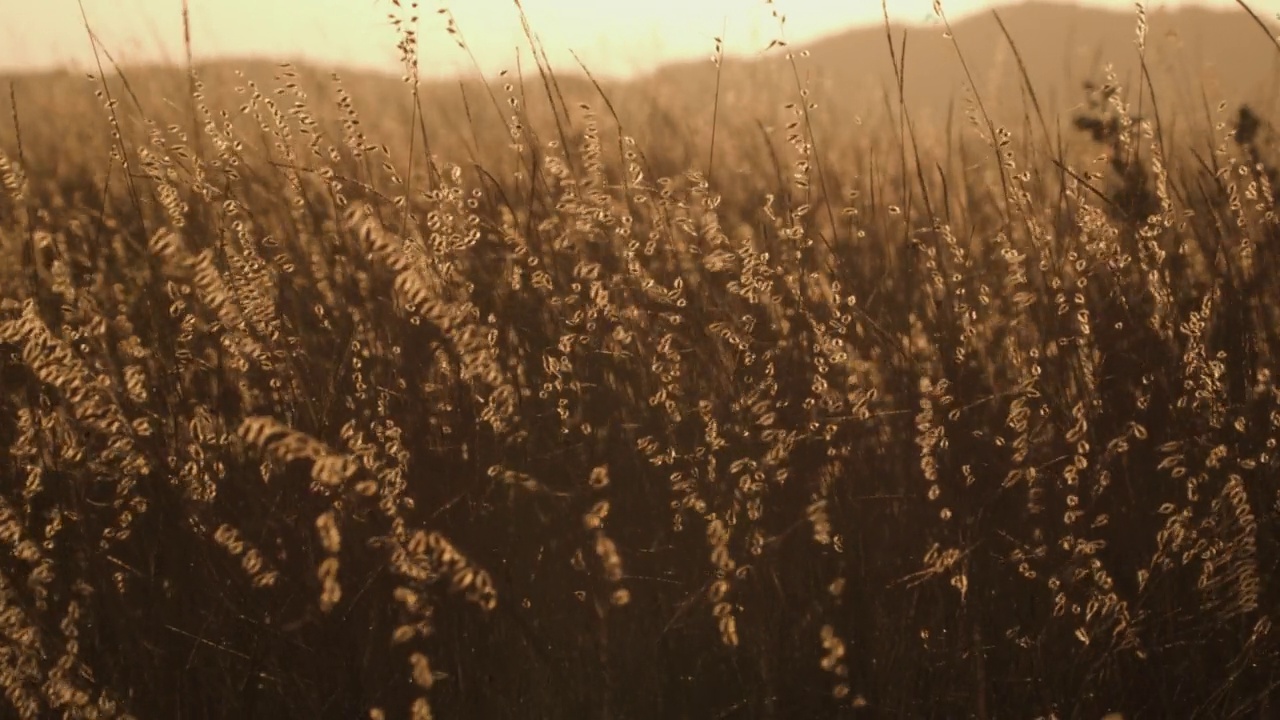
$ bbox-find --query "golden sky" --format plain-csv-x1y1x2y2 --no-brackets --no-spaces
0,0,1253,78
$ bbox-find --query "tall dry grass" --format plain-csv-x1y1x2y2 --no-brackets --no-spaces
0,2,1279,718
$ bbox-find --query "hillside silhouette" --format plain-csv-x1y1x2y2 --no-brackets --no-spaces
1,2,1276,179
639,2,1280,128
6,2,1277,114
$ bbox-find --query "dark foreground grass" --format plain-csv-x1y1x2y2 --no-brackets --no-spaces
1,3,1280,719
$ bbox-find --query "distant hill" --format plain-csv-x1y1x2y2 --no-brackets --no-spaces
0,2,1276,177
638,1,1280,129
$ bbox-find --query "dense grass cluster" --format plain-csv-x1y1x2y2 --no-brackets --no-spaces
1,2,1280,718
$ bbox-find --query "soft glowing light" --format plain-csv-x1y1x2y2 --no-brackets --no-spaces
0,0,1249,78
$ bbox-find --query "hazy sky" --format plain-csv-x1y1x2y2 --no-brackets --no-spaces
0,0,1260,78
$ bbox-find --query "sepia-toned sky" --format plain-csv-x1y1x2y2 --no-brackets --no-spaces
0,0,1258,78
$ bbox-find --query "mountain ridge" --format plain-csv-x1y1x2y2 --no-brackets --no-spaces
1,2,1276,172
637,1,1280,123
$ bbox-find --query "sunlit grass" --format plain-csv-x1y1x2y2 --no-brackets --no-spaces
0,2,1278,719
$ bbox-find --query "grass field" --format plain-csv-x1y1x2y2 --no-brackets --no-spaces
1,2,1280,718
